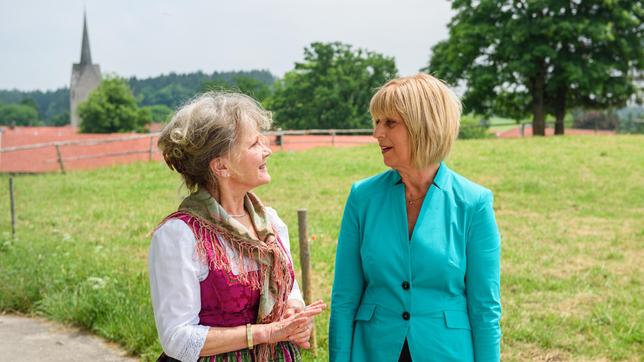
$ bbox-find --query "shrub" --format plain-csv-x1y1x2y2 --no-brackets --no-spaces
572,110,618,130
459,114,490,139
616,106,644,134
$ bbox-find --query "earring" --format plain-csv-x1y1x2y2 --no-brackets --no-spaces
222,171,230,177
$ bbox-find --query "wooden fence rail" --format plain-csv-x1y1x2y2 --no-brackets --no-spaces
0,129,374,173
0,133,161,153
0,124,559,173
0,124,531,155
45,149,153,163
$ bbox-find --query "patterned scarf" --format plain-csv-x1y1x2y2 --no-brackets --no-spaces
165,187,294,361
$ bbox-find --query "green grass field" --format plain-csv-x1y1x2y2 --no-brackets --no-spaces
1,135,642,361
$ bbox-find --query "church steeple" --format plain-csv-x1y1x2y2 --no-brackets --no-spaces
79,12,92,64
70,10,101,127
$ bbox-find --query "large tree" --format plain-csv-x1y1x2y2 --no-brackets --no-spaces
268,42,398,129
78,76,150,133
427,0,643,135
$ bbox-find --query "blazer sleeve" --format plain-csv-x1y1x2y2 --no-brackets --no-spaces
466,190,502,362
329,184,365,362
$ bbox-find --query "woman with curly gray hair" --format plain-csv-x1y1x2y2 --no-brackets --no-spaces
149,92,325,362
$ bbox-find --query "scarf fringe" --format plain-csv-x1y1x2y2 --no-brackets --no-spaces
155,211,294,362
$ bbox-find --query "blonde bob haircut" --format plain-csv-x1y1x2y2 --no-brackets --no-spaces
369,73,461,169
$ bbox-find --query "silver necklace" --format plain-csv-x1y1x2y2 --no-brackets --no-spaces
228,211,247,218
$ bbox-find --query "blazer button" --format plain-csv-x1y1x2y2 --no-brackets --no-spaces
402,281,410,290
402,312,410,320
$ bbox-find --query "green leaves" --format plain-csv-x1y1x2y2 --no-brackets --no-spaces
0,102,41,126
428,0,643,134
201,75,272,103
142,104,173,124
268,42,398,130
78,76,151,133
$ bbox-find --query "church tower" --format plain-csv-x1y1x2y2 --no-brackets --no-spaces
70,12,102,127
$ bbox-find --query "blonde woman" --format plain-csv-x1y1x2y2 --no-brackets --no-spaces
149,92,325,362
329,73,501,361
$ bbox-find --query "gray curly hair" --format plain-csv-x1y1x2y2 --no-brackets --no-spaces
157,91,272,192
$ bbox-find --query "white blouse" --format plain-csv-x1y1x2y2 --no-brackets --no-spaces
148,208,304,362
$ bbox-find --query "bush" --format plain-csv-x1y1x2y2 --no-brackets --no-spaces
616,106,644,134
49,112,70,127
0,103,41,126
572,110,618,130
459,114,490,139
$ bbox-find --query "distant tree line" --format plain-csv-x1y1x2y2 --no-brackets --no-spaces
0,88,68,126
0,70,275,127
129,69,275,109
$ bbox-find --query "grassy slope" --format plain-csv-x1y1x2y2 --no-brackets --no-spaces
0,135,642,361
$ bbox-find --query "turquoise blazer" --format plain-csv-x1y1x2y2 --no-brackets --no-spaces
329,163,501,361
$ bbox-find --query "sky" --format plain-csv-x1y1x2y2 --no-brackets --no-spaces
0,0,455,91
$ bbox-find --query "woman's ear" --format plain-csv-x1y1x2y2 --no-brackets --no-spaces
210,158,230,178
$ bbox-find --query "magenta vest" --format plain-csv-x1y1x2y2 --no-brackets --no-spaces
175,213,295,327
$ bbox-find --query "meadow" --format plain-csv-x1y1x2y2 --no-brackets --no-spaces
0,135,642,361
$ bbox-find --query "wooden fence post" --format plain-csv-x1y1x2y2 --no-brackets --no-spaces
278,129,284,151
55,144,65,174
0,128,4,169
331,129,336,146
9,176,15,239
148,135,155,161
297,209,317,354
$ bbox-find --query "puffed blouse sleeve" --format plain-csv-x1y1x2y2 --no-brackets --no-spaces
148,219,209,362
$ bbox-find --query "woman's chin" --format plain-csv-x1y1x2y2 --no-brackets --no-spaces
259,174,271,185
382,159,395,168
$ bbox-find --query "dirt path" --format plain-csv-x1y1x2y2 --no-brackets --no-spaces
0,314,138,362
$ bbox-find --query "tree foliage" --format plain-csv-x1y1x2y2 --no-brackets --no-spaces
428,0,643,135
573,110,618,130
130,70,275,109
0,88,67,124
143,104,174,123
459,114,491,139
268,42,398,129
201,75,272,103
0,70,275,125
0,103,40,126
49,111,70,127
78,76,151,133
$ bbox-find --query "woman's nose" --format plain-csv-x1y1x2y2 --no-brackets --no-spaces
263,142,272,158
372,123,384,139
